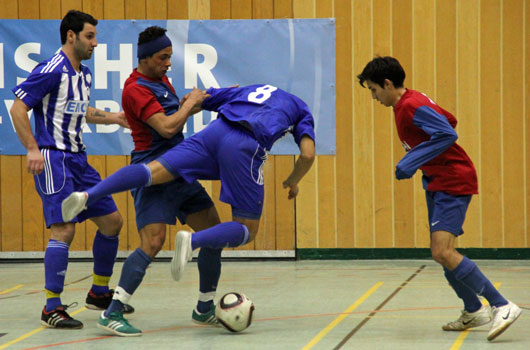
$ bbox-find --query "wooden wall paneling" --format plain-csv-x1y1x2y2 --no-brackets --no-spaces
502,0,525,247
17,0,39,19
293,0,318,248
274,0,292,18
334,0,354,248
167,0,189,19
253,0,273,19
456,0,481,247
391,0,414,247
435,0,457,116
40,0,62,19
125,0,146,19
147,0,168,19
0,0,17,18
352,0,374,248
211,0,231,19
526,0,530,247
61,0,83,15
0,157,22,251
104,0,125,19
479,0,503,248
412,0,435,248
83,0,104,18
315,0,336,248
372,0,393,247
231,0,252,19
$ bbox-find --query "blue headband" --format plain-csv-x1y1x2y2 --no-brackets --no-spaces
137,34,172,59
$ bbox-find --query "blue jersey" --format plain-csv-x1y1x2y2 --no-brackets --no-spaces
12,50,91,153
202,85,315,151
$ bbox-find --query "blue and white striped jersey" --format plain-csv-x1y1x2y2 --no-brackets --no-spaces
12,50,92,152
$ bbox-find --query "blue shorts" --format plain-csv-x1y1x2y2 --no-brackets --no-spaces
131,177,214,231
158,117,266,219
426,190,472,236
34,149,117,228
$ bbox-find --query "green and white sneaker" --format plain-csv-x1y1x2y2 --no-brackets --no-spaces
192,306,221,327
97,311,142,337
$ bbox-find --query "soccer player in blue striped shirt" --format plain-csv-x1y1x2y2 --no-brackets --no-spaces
10,10,132,329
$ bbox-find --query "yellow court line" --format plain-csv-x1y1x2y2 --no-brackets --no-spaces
449,282,501,350
302,282,384,350
0,307,87,350
0,284,24,295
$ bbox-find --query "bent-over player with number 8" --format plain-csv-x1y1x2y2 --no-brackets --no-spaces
61,83,316,331
357,56,521,342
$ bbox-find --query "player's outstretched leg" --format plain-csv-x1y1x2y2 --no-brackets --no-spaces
170,222,249,281
61,164,153,222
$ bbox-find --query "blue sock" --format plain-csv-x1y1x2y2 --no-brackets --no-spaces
443,267,482,312
44,240,69,311
91,231,119,295
196,248,222,313
105,248,152,316
191,222,249,250
452,257,508,308
87,164,152,206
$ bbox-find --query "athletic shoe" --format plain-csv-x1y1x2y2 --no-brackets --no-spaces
442,305,492,331
192,305,221,327
97,311,141,337
41,304,83,329
85,289,135,314
62,192,88,222
170,230,192,281
487,301,522,341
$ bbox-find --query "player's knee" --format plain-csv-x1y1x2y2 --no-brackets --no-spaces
103,212,123,235
431,246,451,265
140,228,166,257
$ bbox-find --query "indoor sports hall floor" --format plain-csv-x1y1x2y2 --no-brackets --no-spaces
1,259,529,350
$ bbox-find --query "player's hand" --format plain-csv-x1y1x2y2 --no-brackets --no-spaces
282,179,299,200
27,148,44,175
114,111,130,129
186,88,211,107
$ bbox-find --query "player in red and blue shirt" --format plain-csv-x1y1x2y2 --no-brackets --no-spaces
357,56,521,341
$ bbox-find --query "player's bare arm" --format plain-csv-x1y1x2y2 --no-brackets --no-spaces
282,135,315,199
147,88,210,139
10,98,44,174
86,107,130,128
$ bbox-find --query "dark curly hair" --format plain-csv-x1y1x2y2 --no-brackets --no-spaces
138,26,167,45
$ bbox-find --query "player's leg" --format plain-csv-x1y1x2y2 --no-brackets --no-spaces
35,149,82,328
61,161,174,222
429,191,521,340
41,222,84,329
186,206,223,325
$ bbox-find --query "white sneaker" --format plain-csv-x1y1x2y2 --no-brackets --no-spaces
170,230,192,281
487,301,522,341
442,305,492,331
61,192,88,222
